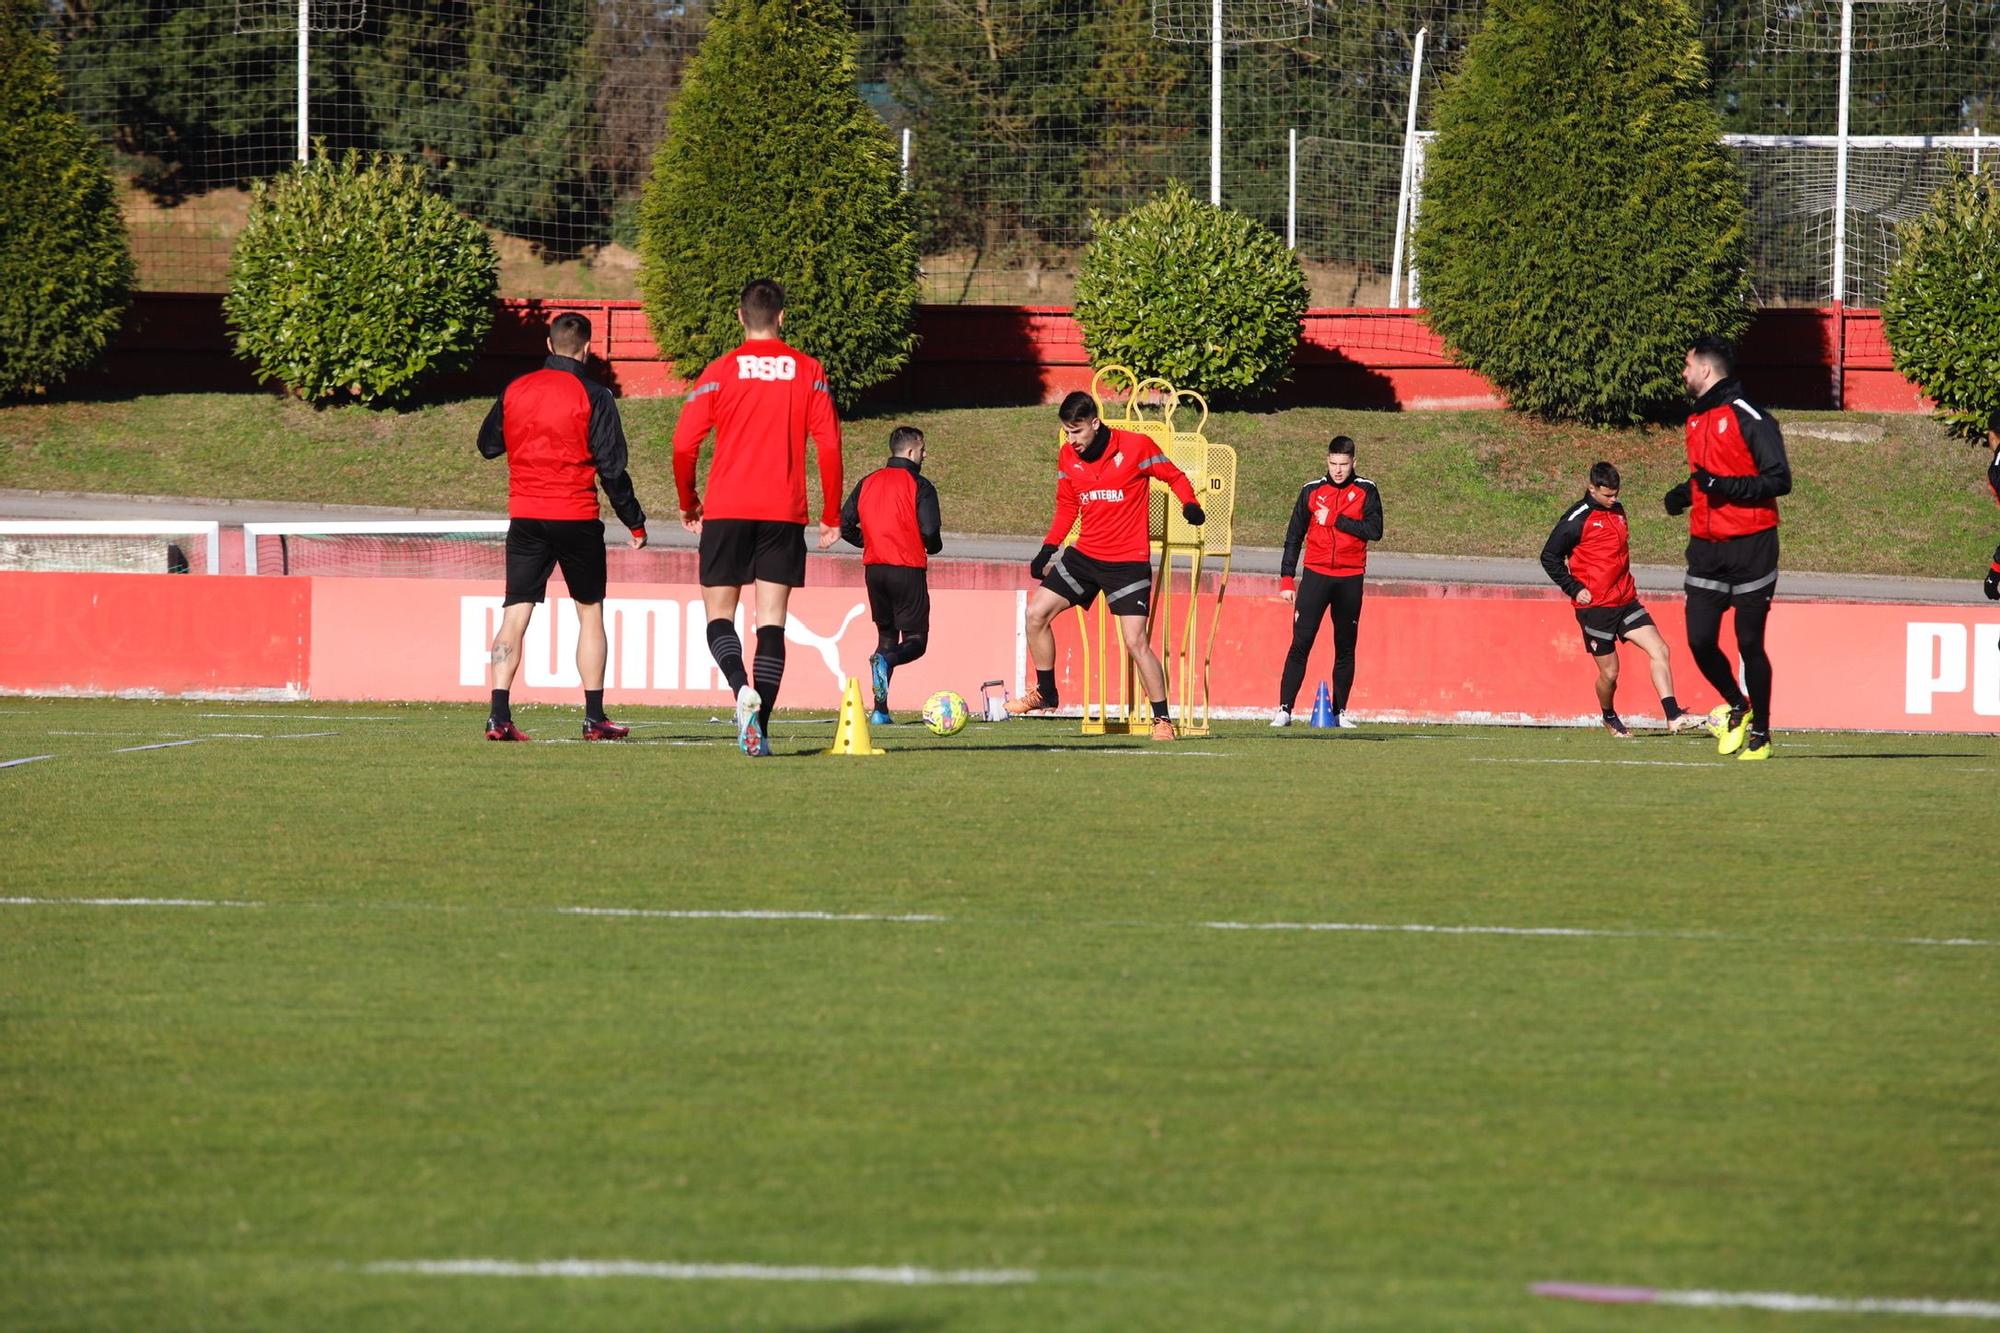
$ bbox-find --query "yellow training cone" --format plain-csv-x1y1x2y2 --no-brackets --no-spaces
826,676,886,756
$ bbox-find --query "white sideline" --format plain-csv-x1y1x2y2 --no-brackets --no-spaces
0,897,260,908
1471,758,1719,769
364,1259,1035,1286
1202,920,1998,948
114,739,207,753
1,755,54,769
1535,1282,2000,1319
197,713,403,720
560,907,946,924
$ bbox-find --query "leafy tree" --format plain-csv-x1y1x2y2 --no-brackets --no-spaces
638,0,918,411
1413,0,1750,424
1074,179,1306,400
1881,164,2000,438
0,0,134,397
225,150,496,403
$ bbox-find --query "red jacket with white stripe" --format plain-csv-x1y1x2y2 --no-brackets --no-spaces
1677,378,1790,541
671,337,843,526
1042,426,1198,563
1280,474,1384,584
1539,495,1636,606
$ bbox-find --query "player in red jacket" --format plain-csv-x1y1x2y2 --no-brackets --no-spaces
1983,410,1999,602
1010,392,1204,740
1540,461,1701,738
1666,336,1791,762
1273,436,1383,728
839,425,943,723
671,279,843,756
474,312,647,742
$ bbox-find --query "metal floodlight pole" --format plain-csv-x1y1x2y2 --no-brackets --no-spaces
901,128,911,189
1832,0,1852,306
1287,128,1297,248
1210,0,1223,206
1388,26,1428,308
296,0,310,163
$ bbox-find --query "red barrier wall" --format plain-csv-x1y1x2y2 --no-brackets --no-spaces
7,573,1997,733
79,295,1924,412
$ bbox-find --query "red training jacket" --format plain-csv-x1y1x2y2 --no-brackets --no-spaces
1539,495,1636,607
839,457,943,569
1681,378,1790,541
475,356,646,531
1279,474,1384,582
1042,427,1198,564
672,337,843,526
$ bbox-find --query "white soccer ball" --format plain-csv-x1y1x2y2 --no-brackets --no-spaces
921,690,970,737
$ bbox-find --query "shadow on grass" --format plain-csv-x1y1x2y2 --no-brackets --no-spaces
778,1316,949,1333
1782,752,1988,762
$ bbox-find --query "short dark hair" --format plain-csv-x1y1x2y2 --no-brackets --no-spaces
1327,435,1355,458
1057,390,1099,425
1689,334,1735,376
888,425,924,456
739,278,785,330
1986,408,2000,436
1589,460,1620,490
549,312,591,355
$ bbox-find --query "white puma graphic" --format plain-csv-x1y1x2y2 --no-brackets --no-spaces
783,603,869,687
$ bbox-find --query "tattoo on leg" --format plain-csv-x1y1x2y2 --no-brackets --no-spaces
490,641,512,665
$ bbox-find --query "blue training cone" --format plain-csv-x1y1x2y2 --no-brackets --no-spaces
1308,681,1336,729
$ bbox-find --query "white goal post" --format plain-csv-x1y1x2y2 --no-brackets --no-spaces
0,521,222,575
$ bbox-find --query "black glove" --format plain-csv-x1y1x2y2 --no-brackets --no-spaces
1986,546,2000,601
1182,501,1206,526
1694,466,1720,494
1663,481,1692,517
1030,543,1058,581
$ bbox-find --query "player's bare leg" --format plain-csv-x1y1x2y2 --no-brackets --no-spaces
1118,612,1175,741
485,601,535,740
1593,652,1630,738
1627,624,1703,733
574,600,628,740
1009,587,1070,713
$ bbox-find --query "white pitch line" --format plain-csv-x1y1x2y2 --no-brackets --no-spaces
1202,920,1998,949
559,907,946,924
1534,1281,2000,1319
0,897,261,908
364,1259,1035,1286
1469,757,1718,768
114,739,207,754
196,713,401,721
1,754,55,770
1039,748,1227,757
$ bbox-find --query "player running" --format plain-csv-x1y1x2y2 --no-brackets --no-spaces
1011,391,1205,740
1540,461,1701,738
1982,410,1999,602
1272,436,1382,729
672,278,843,757
475,312,648,742
1667,336,1791,762
840,425,943,724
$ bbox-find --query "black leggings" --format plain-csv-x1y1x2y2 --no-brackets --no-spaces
1684,591,1773,732
1279,571,1364,711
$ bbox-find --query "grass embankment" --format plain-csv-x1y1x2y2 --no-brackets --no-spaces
1,699,1995,1329
3,392,1994,576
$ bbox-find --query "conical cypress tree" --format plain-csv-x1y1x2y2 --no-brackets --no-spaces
1882,167,2000,438
637,0,918,411
0,0,134,397
1412,0,1749,424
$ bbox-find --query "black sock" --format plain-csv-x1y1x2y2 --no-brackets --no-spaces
706,618,748,694
489,689,510,723
584,689,604,721
753,625,786,731
1151,698,1170,721
1036,667,1058,704
1602,709,1620,722
1661,695,1681,719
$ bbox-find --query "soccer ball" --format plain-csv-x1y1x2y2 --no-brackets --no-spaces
921,690,971,737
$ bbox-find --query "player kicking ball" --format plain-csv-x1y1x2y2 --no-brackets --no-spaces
839,426,943,724
1540,461,1702,738
1011,392,1205,740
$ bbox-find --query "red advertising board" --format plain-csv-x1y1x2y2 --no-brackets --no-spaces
4,572,1996,733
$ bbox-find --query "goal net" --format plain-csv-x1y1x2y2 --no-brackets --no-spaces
244,522,512,578
0,523,220,575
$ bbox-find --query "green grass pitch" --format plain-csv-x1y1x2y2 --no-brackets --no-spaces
2,699,1994,1331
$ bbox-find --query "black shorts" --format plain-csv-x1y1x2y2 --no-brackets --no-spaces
699,518,807,588
1575,600,1656,656
1042,548,1153,617
504,517,606,606
1684,529,1779,607
865,564,931,636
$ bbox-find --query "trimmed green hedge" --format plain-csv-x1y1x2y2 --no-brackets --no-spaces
225,150,497,404
1882,166,2000,438
1073,180,1307,401
1413,0,1750,424
637,0,918,413
0,0,134,398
